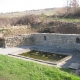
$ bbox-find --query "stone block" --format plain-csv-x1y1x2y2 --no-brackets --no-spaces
75,70,80,76
68,63,80,70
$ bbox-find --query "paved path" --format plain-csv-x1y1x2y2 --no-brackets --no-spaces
0,46,32,55
0,46,80,68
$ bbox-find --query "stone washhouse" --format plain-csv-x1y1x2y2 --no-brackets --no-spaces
0,33,80,51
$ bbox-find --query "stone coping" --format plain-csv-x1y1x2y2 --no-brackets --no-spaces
2,33,80,38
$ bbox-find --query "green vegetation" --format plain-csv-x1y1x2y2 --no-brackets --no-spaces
0,55,80,80
51,18,80,22
20,50,67,62
0,28,10,33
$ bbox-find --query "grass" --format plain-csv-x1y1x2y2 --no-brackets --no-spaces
51,17,80,22
0,55,80,80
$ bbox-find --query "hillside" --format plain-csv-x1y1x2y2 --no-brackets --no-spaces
0,8,80,37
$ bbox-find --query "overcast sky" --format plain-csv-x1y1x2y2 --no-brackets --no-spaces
0,0,79,13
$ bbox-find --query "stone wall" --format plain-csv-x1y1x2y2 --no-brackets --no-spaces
33,33,80,50
4,34,34,47
2,33,80,50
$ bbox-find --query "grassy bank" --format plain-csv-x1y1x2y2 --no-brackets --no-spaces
0,55,80,80
51,17,80,22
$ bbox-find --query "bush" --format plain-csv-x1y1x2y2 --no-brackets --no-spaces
0,18,10,27
59,8,80,18
73,8,80,17
11,15,41,26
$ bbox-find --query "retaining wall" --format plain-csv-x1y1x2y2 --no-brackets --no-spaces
1,33,80,50
4,34,34,47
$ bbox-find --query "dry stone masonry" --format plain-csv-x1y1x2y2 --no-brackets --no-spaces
4,34,34,47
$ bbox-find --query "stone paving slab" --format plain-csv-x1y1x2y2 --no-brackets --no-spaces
68,63,80,70
0,45,79,55
75,70,80,76
0,46,32,55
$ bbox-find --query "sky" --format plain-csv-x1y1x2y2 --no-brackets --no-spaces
0,0,79,13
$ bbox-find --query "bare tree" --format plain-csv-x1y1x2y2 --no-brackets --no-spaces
65,0,72,13
71,0,79,12
66,0,79,13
